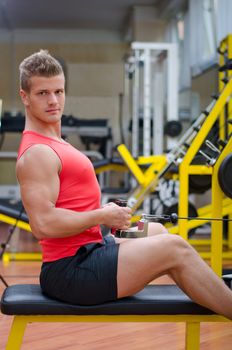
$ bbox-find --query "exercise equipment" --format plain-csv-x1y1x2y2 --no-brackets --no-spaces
117,35,232,224
0,202,31,261
164,120,182,138
115,212,232,239
0,199,29,231
218,153,232,199
0,113,112,158
117,92,218,213
163,201,198,237
117,77,232,211
1,283,231,350
125,41,179,157
0,199,28,223
188,155,211,194
175,131,232,275
111,198,128,236
0,200,39,262
218,34,232,140
116,75,232,275
218,59,232,71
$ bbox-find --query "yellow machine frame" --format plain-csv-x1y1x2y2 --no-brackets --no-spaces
177,136,232,275
219,34,232,139
117,77,232,215
4,313,231,350
116,71,232,275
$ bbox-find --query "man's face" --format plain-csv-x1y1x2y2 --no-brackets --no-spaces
20,74,65,124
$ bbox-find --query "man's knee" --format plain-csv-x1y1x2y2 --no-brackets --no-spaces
167,234,194,264
156,234,192,262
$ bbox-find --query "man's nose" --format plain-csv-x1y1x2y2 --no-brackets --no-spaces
48,93,58,104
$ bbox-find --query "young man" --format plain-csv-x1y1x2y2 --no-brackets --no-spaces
17,50,232,319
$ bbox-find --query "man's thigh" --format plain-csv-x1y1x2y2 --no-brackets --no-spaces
116,234,180,298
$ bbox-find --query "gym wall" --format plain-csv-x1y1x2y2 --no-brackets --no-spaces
0,6,218,188
0,34,128,185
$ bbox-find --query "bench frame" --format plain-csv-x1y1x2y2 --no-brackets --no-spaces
5,313,230,350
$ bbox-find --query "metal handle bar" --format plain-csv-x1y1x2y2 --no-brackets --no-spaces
141,213,232,224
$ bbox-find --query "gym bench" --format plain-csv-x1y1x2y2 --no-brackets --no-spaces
1,284,231,350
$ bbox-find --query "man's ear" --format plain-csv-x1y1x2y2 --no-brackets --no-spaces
20,89,29,107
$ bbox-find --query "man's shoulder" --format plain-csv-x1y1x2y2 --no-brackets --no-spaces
16,144,61,175
19,143,58,161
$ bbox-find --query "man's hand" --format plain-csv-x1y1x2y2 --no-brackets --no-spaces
101,202,132,230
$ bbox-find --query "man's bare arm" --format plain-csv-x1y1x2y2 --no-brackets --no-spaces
16,144,131,239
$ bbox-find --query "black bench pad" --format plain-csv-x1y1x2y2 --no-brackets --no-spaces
1,284,213,316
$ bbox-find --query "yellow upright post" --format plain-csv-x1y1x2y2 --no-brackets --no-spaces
211,173,223,276
226,34,232,250
185,322,200,350
227,35,232,136
178,163,189,241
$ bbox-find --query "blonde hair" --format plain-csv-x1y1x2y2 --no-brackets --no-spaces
19,49,64,91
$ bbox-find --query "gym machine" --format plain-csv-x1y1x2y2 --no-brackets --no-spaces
124,42,179,157
115,130,232,277
117,90,219,214
116,73,232,274
218,34,232,140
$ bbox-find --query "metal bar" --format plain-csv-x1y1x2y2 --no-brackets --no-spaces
143,48,151,157
167,44,179,150
132,42,176,51
153,70,164,154
6,316,27,350
132,50,140,157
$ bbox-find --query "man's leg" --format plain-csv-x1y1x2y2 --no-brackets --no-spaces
117,234,232,320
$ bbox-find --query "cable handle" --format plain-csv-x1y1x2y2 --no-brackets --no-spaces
141,213,232,224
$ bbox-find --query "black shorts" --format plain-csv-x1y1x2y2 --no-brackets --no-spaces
40,235,119,305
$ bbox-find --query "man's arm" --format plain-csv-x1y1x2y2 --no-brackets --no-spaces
16,144,131,239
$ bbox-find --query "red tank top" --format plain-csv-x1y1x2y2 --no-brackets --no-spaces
17,130,103,262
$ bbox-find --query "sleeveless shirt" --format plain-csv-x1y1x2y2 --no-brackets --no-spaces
17,130,103,262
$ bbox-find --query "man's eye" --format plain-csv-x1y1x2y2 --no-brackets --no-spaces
39,91,47,95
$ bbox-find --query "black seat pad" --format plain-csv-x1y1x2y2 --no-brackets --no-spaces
1,284,213,316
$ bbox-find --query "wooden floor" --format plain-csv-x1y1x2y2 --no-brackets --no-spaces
0,224,232,349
